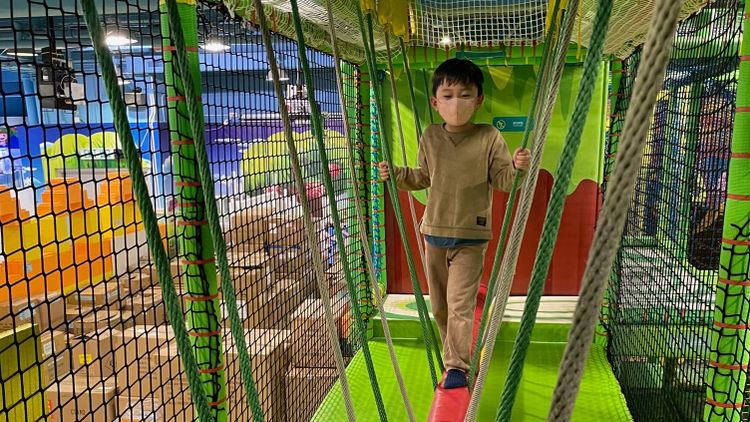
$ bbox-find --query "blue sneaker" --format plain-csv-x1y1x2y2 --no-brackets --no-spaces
443,369,468,389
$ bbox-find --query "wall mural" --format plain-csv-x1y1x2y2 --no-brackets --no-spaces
6,125,156,191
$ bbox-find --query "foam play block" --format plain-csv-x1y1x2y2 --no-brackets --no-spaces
427,384,471,422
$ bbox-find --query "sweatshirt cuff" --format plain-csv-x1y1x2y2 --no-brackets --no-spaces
391,166,404,185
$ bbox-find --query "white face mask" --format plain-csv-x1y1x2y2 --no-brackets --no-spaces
436,97,477,127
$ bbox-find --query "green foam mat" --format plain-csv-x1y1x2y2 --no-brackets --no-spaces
312,337,632,421
372,318,573,344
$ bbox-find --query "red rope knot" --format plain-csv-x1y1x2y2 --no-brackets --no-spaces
208,396,228,407
177,219,209,227
162,45,199,53
167,95,203,102
721,238,750,246
199,363,225,374
171,139,195,146
706,397,744,409
175,181,202,187
188,328,222,338
181,258,216,266
184,293,221,302
708,360,749,371
717,277,750,286
175,201,200,208
714,321,750,330
727,193,750,201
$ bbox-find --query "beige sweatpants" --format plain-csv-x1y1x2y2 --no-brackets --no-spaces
424,241,488,372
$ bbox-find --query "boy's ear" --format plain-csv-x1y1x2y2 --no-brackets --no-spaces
430,96,439,109
476,94,485,107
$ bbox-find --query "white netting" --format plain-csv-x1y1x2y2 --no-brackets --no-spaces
409,0,709,56
222,0,400,63
411,0,549,47
578,0,707,57
220,1,713,65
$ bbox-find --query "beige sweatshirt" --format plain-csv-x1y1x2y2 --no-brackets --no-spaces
393,123,521,240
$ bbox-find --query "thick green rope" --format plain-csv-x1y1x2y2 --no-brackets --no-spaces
79,1,215,421
287,0,389,418
421,69,435,124
400,38,424,140
467,0,563,389
162,0,265,420
355,2,442,386
495,1,613,420
549,1,683,419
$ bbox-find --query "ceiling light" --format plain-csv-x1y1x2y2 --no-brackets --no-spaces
202,40,230,52
267,69,290,82
440,36,452,46
6,51,35,57
105,31,136,47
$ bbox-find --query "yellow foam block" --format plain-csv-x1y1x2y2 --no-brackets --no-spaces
69,210,86,239
38,214,70,246
122,200,139,227
84,208,102,234
1,221,22,254
1,215,69,255
109,203,124,228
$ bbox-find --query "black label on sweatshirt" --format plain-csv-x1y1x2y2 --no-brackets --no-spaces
477,216,487,227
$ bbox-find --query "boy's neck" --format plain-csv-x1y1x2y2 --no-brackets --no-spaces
443,122,476,134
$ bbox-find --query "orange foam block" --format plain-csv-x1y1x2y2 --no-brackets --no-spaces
98,174,134,204
0,231,115,301
38,180,95,217
0,249,44,301
0,187,21,223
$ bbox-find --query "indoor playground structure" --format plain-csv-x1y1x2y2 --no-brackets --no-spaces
0,0,748,421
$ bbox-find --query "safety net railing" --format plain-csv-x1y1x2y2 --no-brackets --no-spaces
0,1,368,421
601,1,744,420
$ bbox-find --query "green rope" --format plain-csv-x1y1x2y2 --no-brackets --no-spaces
400,38,424,140
398,38,432,206
367,14,445,375
252,1,357,419
467,3,580,417
355,2,442,386
373,13,445,379
79,1,215,421
323,0,416,418
287,0,389,418
468,0,563,388
162,0,265,420
495,1,613,420
421,69,435,124
383,33,431,302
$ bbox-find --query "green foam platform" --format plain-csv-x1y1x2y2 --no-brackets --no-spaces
312,333,632,421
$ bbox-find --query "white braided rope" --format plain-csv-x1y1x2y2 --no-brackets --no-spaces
253,1,357,420
324,1,416,420
464,3,580,421
547,1,683,420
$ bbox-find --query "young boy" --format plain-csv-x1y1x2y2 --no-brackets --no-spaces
379,58,531,389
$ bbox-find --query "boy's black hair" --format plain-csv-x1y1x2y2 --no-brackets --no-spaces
432,58,484,96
